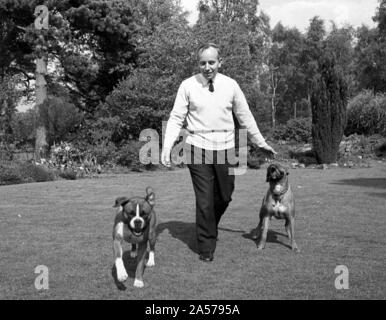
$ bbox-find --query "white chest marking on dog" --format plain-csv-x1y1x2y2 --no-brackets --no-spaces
272,201,286,215
146,251,155,267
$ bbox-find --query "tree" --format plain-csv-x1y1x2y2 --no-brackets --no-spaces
264,23,306,126
354,1,386,93
0,75,20,155
311,50,348,164
301,16,326,111
325,23,355,96
0,0,159,113
101,3,191,138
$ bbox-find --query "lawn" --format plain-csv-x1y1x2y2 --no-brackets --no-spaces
0,161,385,300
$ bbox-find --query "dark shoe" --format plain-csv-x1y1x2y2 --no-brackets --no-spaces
199,252,214,262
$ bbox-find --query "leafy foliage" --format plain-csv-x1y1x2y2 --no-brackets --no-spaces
0,161,56,185
38,96,84,146
273,117,312,143
345,90,386,136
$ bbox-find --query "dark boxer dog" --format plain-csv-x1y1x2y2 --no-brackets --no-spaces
112,187,157,288
252,164,299,252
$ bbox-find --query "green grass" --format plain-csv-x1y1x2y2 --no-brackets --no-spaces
0,162,385,300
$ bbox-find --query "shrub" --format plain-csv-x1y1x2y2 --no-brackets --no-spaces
58,169,78,180
87,141,117,165
273,117,312,143
0,161,56,185
345,90,386,136
116,141,144,168
20,163,56,182
0,162,23,185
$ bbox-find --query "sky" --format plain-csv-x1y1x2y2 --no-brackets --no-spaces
181,0,379,31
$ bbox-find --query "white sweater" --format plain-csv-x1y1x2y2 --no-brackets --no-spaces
163,73,268,151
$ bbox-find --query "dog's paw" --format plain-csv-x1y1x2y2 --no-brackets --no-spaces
130,251,137,258
133,279,144,288
292,246,300,253
146,251,155,267
257,245,265,251
117,271,128,282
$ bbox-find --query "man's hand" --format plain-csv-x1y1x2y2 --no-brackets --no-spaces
261,144,277,157
161,148,171,167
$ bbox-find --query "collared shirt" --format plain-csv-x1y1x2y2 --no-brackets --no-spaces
163,73,268,151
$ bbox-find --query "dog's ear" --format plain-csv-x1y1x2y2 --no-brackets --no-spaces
113,197,130,209
146,187,155,206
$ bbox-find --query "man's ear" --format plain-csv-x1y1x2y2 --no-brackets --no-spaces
218,57,223,68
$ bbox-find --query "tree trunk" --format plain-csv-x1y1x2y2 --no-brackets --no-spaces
271,93,276,129
294,101,297,119
34,5,49,160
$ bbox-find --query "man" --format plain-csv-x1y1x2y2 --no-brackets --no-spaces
161,43,276,262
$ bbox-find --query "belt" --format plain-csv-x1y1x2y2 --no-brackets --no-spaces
187,129,235,134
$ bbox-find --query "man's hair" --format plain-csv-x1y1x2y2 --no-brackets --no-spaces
196,43,221,60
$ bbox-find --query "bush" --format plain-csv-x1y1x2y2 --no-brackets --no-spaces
273,117,312,143
0,161,56,185
116,141,144,168
58,169,78,180
88,141,117,165
345,90,386,136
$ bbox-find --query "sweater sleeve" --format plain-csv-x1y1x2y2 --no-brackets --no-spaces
163,82,189,151
232,81,268,148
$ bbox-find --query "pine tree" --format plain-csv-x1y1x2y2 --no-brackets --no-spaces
311,51,348,164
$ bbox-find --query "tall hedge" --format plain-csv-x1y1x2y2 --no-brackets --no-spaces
311,53,348,164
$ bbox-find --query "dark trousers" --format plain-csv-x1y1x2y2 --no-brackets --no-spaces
186,145,235,254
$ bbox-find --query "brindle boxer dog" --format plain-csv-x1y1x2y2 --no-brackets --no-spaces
112,187,157,288
252,163,299,252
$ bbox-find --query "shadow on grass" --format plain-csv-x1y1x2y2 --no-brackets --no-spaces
110,250,143,291
331,178,386,189
242,229,292,250
157,221,197,253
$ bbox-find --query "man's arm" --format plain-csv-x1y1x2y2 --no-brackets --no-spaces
232,81,276,155
162,82,189,166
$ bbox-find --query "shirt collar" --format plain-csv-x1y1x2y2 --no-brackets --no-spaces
198,73,220,87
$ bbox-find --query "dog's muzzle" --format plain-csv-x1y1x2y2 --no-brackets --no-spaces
130,217,145,236
129,204,146,236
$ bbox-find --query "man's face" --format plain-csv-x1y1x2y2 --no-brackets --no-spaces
198,47,222,81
